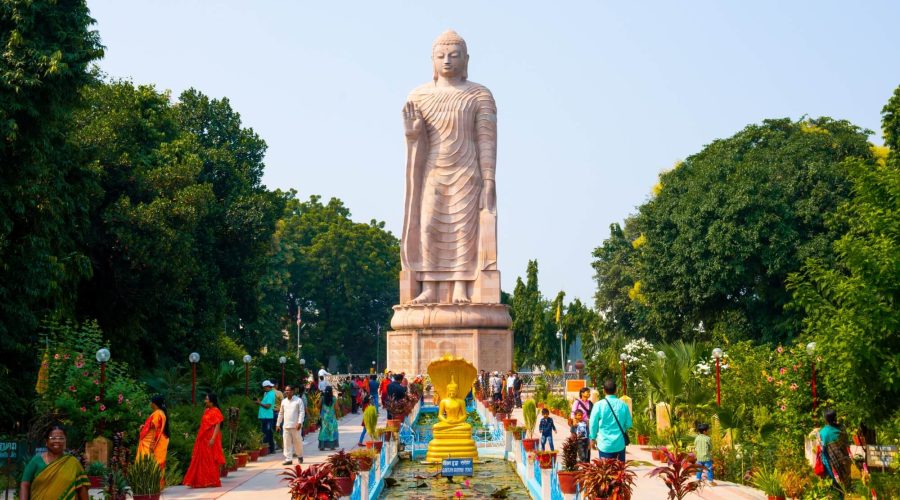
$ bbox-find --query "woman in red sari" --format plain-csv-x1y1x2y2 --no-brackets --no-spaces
183,393,226,488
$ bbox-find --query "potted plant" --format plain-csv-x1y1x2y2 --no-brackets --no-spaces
511,425,527,441
225,453,236,473
534,450,557,469
575,458,637,500
246,430,263,462
127,454,162,500
326,449,359,497
378,426,392,442
280,463,340,500
779,470,808,500
647,448,704,500
306,392,322,432
632,413,653,446
752,467,786,500
362,405,383,452
557,435,580,494
234,452,249,468
349,448,378,472
522,400,539,452
86,460,106,488
383,394,416,424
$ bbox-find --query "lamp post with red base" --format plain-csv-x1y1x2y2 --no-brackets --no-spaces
712,347,723,406
95,348,110,432
243,355,252,397
806,342,817,411
619,353,628,396
189,352,200,404
279,356,287,388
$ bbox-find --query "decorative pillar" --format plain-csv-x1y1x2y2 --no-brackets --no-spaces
541,468,552,499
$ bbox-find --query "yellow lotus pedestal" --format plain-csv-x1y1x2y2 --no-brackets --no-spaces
425,355,479,463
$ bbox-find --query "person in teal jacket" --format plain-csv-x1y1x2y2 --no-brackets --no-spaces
819,408,849,498
589,379,632,462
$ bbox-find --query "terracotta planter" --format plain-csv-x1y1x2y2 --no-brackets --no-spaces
235,453,249,467
522,438,538,452
767,496,786,500
557,470,578,494
334,475,355,496
651,450,662,461
536,452,556,469
502,418,517,431
249,450,260,462
88,476,103,488
374,441,383,453
513,430,525,440
133,495,160,500
495,412,508,422
637,435,649,445
386,419,401,430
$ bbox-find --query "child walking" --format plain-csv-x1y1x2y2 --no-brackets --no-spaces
694,423,715,486
539,408,557,451
573,409,590,462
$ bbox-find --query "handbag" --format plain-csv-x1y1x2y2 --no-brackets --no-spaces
605,398,630,447
813,445,826,478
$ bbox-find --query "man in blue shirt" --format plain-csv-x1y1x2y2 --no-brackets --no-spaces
256,380,277,454
589,379,632,462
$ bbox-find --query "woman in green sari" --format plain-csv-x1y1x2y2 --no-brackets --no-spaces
20,424,89,500
317,386,340,450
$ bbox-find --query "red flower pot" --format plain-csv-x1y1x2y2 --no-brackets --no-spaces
637,435,649,445
495,412,508,422
767,497,786,500
536,452,556,469
374,441,383,453
335,475,355,496
557,470,578,494
651,450,662,461
235,454,249,467
386,419,401,430
502,418,517,431
259,444,269,456
88,476,103,488
133,495,160,500
522,438,538,452
249,450,260,462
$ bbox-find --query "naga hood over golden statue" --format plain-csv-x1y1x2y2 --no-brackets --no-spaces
426,355,478,462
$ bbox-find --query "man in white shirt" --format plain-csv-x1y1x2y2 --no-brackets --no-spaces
276,385,305,465
318,367,331,392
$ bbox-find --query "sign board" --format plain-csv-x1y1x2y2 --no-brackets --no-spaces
441,458,473,477
0,442,18,460
868,445,897,468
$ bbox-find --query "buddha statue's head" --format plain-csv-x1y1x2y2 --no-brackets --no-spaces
447,375,459,397
432,30,469,82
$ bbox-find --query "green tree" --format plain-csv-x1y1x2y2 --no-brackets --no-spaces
0,0,103,430
510,260,552,368
637,118,872,343
787,88,900,426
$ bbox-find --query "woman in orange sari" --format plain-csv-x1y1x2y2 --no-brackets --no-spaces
137,395,170,485
183,393,226,488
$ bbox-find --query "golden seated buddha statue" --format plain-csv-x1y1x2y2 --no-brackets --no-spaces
425,356,478,462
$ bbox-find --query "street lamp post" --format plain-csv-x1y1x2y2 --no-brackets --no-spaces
189,352,200,404
712,348,723,406
279,356,287,389
807,342,817,411
96,348,110,432
243,355,252,397
371,360,375,375
556,330,564,373
619,353,628,396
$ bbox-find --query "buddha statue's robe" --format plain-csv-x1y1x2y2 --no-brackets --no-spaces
426,395,477,462
401,82,497,283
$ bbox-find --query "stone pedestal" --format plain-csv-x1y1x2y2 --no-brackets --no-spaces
387,326,512,375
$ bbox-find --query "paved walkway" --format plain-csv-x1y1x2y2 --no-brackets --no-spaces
159,409,373,499
507,405,766,499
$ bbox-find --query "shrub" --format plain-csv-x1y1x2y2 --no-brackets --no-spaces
127,454,162,495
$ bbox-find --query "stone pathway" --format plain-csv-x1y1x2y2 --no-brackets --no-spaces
507,405,767,499
159,409,373,499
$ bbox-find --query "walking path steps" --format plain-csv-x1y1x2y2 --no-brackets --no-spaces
159,409,371,499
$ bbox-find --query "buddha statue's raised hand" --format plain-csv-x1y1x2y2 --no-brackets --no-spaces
403,101,424,141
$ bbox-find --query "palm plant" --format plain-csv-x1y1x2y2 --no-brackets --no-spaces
522,399,537,439
142,367,190,404
644,341,712,427
199,361,243,398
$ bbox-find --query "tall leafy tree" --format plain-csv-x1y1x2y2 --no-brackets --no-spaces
0,0,103,429
510,260,551,368
637,118,872,343
787,87,900,426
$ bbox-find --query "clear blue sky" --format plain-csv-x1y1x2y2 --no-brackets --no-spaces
87,0,900,303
